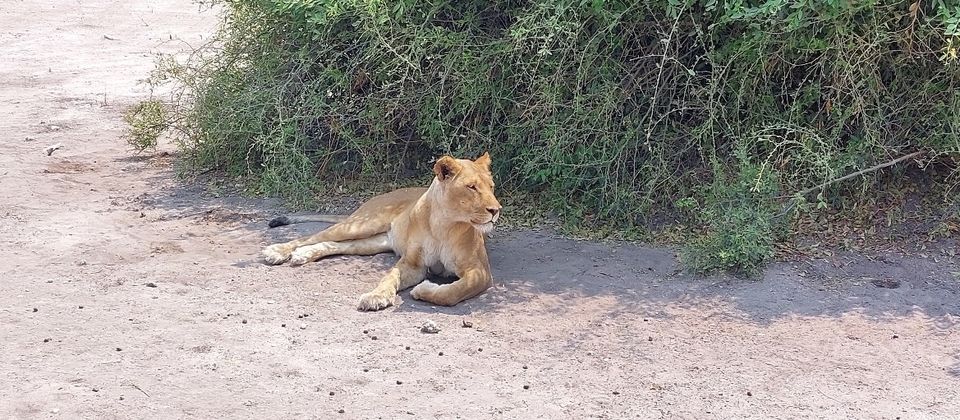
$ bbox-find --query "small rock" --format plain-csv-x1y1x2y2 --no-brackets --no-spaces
92,388,99,392
115,347,122,352
242,319,247,324
746,391,753,397
648,336,653,341
371,336,378,340
396,380,403,385
281,323,286,328
78,306,84,309
50,409,59,414
405,346,410,350
892,334,899,339
420,320,440,334
44,143,63,156
43,338,51,343
25,136,36,142
522,365,528,369
338,409,345,414
871,279,900,289
329,391,335,396
145,282,157,288
299,324,307,330
32,308,38,312
363,330,369,334
477,348,483,352
523,385,530,390
438,351,444,356
461,319,473,328
612,391,620,395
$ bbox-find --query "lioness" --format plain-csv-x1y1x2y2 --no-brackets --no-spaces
262,153,502,311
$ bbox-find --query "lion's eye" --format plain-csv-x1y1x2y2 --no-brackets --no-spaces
467,184,478,191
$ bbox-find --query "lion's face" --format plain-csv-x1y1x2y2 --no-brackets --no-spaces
432,153,502,231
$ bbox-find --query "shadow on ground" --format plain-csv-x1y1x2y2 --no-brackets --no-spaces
129,153,960,332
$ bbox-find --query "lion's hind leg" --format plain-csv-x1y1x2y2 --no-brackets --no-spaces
288,233,392,266
262,216,392,265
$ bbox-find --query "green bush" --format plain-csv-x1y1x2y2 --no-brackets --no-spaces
143,0,960,272
123,99,167,152
682,145,782,275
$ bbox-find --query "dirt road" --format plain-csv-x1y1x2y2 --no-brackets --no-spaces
1,1,958,419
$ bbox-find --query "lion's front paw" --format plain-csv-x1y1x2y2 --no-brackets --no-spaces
409,280,439,301
357,291,396,312
288,247,314,266
262,244,291,265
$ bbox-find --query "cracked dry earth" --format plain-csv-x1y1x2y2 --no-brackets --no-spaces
1,1,959,419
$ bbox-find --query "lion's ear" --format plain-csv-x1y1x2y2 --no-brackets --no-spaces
433,156,462,181
474,152,491,169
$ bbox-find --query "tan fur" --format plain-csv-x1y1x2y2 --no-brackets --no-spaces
262,153,502,311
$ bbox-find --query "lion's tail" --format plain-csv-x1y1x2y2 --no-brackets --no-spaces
267,214,349,228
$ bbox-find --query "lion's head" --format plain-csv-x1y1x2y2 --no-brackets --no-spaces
431,152,502,232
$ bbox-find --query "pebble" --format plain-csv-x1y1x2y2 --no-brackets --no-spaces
371,336,378,340
461,320,473,328
281,323,286,328
299,324,307,330
747,391,753,396
338,409,345,414
145,282,157,288
420,320,440,334
871,279,900,289
33,308,38,312
44,143,63,156
329,391,335,396
523,385,530,390
396,380,403,385
115,347,122,352
438,352,444,356
242,319,247,324
43,338,51,343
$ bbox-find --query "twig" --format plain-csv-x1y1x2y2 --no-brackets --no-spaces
782,150,924,199
129,383,150,397
775,150,925,219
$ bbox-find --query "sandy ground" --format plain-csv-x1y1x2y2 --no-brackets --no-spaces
1,1,959,419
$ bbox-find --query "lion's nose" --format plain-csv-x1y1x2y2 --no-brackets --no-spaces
487,207,501,218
